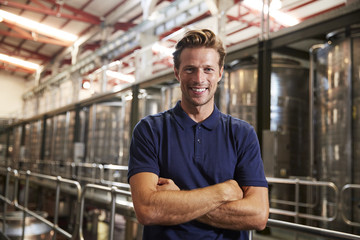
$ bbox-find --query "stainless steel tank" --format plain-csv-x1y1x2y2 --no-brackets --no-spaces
48,111,75,178
224,58,310,224
138,88,162,119
84,89,161,183
10,126,22,170
161,83,182,111
312,27,360,232
0,211,52,240
22,121,42,172
225,58,310,178
121,92,132,167
122,88,162,166
86,100,125,165
226,60,258,130
354,31,360,231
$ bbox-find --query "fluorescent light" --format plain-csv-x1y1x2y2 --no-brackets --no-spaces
270,0,282,10
152,42,174,57
0,53,40,70
0,10,77,42
106,70,135,83
243,0,299,26
205,0,218,15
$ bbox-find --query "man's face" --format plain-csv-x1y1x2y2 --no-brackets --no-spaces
174,47,223,110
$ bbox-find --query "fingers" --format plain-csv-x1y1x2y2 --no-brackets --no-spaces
158,177,171,185
223,180,244,201
157,177,180,191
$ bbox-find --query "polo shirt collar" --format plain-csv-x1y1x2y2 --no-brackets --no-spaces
172,101,221,130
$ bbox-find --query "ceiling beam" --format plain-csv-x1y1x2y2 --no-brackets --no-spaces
0,42,50,61
0,0,101,25
42,0,100,23
0,63,36,74
113,22,137,32
273,46,310,60
0,29,73,47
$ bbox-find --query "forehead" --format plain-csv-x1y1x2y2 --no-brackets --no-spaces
179,47,219,66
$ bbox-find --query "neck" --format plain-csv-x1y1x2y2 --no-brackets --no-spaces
180,101,214,123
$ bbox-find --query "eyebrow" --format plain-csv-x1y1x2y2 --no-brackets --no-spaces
182,64,216,69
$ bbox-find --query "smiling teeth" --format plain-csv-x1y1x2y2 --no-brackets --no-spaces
193,88,206,92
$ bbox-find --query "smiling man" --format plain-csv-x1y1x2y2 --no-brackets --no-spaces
128,29,269,240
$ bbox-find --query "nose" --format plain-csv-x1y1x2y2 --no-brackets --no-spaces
194,69,205,84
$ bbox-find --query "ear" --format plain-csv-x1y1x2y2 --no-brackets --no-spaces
218,66,224,82
174,67,180,82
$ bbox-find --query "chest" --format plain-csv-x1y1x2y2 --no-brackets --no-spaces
157,124,239,189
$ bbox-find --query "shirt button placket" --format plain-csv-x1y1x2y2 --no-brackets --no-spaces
197,126,201,144
195,125,201,160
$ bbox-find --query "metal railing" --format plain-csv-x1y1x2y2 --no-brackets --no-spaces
0,166,359,240
341,184,360,228
267,177,339,222
78,184,135,240
71,163,130,190
0,167,82,239
33,161,131,190
264,219,360,240
0,167,135,240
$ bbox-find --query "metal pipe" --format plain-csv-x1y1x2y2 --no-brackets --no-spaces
267,219,360,240
340,184,360,227
53,176,61,240
295,178,299,224
2,168,10,233
0,169,81,239
309,44,325,179
13,169,19,206
21,170,30,240
267,177,339,222
109,187,117,240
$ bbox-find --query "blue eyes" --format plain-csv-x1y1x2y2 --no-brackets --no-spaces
184,68,214,73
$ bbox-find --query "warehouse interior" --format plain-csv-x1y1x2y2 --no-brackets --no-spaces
0,0,360,239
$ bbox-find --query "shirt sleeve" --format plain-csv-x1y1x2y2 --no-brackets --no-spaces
127,118,160,182
234,125,268,188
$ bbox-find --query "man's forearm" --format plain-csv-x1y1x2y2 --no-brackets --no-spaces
144,185,229,225
197,187,269,231
130,173,243,226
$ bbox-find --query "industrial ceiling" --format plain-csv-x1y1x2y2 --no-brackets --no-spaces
0,0,354,82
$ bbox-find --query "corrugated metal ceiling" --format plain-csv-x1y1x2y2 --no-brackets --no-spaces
0,0,349,80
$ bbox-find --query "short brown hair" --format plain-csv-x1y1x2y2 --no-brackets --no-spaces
173,29,226,70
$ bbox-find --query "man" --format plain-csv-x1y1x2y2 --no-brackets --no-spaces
128,29,269,239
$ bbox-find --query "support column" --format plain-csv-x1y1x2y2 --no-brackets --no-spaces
257,39,271,147
135,32,157,83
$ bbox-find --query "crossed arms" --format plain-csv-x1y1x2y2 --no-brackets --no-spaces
129,172,269,231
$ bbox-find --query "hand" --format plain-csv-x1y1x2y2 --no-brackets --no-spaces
157,177,180,191
221,180,243,202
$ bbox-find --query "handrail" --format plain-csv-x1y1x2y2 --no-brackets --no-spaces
267,177,339,222
28,161,131,190
0,167,134,240
71,162,130,190
1,166,359,240
340,184,360,227
266,219,360,240
0,168,82,240
78,183,132,240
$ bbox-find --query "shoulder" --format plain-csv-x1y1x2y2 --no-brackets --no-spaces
133,109,173,134
220,113,255,134
138,109,172,125
218,113,259,149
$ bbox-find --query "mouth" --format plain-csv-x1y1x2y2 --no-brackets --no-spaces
191,87,207,93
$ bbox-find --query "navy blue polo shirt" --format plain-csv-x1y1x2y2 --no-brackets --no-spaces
128,101,267,240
